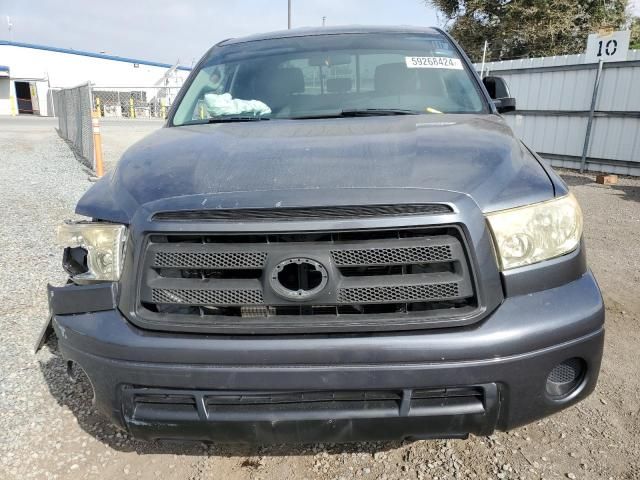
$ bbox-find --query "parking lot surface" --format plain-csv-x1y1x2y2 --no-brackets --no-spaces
100,118,162,171
1,116,639,479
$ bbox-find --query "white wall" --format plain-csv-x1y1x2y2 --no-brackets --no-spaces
0,78,11,115
0,43,191,116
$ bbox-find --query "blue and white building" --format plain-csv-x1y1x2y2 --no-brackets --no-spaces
0,40,191,116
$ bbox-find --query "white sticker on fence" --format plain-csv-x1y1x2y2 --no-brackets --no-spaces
585,30,630,63
405,56,463,69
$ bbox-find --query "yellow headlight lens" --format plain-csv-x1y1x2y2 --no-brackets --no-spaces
486,193,583,271
57,222,127,281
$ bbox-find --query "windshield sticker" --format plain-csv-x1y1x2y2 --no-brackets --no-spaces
405,56,463,70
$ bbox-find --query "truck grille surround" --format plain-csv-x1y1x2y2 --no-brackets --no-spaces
136,225,479,334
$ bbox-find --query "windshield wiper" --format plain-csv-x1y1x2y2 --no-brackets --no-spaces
291,108,420,120
181,116,270,126
206,116,270,123
341,108,420,116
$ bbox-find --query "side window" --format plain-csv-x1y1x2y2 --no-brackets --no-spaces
441,71,483,111
172,64,240,122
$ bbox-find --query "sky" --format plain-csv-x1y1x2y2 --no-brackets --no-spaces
0,0,441,66
2,0,639,67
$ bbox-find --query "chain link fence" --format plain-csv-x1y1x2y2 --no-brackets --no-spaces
53,84,184,171
91,86,182,119
53,83,95,169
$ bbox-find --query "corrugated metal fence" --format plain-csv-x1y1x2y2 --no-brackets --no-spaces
481,51,640,176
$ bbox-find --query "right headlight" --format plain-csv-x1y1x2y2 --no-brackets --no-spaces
57,222,127,282
486,193,583,271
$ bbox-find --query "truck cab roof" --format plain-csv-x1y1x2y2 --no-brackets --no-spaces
219,25,442,46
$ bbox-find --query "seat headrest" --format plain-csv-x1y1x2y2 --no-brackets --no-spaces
374,63,416,94
326,77,352,93
264,67,305,96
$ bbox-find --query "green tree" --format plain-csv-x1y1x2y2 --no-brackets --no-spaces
631,17,640,49
428,0,631,62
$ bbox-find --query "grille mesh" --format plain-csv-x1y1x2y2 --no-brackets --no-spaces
152,288,264,306
331,245,452,266
154,251,266,269
548,359,582,383
338,283,460,304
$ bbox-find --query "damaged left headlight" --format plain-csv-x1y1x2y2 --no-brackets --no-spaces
57,222,127,282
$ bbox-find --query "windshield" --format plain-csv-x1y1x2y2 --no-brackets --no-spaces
171,33,488,126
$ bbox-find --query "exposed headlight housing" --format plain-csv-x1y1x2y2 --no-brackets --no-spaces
486,194,583,271
57,222,127,281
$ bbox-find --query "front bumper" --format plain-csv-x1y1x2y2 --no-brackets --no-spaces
49,271,604,443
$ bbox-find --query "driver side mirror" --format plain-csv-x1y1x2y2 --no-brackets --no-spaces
483,76,516,114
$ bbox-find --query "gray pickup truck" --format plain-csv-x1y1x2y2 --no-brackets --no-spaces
40,26,604,444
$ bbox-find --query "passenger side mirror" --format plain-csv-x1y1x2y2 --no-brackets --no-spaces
482,76,516,113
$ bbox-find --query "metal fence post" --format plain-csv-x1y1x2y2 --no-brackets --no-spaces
579,60,603,173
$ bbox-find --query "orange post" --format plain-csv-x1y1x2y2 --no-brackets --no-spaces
92,110,105,177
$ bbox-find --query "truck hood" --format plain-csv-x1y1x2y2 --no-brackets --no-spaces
77,114,554,222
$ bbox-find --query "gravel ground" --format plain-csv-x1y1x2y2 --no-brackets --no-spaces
1,116,639,480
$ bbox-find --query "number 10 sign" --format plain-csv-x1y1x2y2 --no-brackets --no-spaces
585,30,630,63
